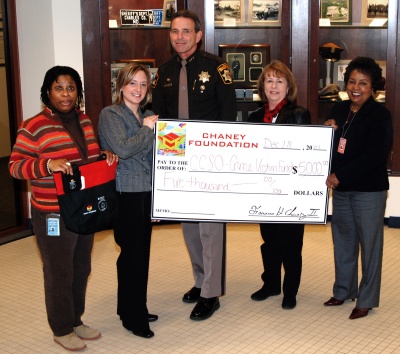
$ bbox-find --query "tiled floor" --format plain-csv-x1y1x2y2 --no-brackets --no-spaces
1,222,400,353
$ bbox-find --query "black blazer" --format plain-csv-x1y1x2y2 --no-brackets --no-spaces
248,101,311,125
329,96,392,192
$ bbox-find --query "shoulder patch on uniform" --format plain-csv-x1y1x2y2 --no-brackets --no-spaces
217,63,233,84
152,72,159,88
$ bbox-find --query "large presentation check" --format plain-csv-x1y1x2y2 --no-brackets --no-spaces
152,119,334,224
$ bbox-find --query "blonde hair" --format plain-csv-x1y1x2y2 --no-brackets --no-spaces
115,64,152,107
256,60,297,103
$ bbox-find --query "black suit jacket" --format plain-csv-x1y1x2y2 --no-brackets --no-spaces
247,100,311,125
329,96,392,191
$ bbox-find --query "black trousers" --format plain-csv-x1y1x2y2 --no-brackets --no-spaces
259,223,304,297
114,192,152,331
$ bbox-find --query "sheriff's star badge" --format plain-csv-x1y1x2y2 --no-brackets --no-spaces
198,71,211,83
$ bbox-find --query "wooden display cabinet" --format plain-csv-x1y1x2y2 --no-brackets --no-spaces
80,0,400,173
308,1,400,173
80,0,184,135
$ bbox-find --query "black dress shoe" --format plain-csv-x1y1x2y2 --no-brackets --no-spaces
282,296,296,309
190,297,220,321
132,329,154,338
323,297,344,306
349,307,371,320
182,287,201,303
251,287,281,301
148,314,158,322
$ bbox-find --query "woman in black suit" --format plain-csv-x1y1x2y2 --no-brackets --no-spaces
248,60,311,309
323,57,392,320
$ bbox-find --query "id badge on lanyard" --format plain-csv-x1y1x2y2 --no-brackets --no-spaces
338,109,357,154
338,137,347,154
46,213,60,236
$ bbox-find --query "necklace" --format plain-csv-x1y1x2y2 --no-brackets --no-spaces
341,107,358,138
338,104,361,154
350,104,360,113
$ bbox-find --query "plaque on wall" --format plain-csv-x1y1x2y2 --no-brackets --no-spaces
218,44,270,88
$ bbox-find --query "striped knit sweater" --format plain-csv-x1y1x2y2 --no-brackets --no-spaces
9,107,100,212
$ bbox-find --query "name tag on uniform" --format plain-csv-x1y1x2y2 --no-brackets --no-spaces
47,214,60,236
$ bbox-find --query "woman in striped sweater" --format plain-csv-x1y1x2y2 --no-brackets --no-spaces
9,66,117,352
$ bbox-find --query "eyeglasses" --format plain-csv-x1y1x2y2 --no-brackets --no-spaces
52,85,77,93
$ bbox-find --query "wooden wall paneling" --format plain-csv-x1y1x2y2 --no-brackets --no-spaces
81,0,111,136
109,28,172,64
280,0,291,66
5,0,27,218
386,0,400,174
0,0,30,239
4,0,23,134
186,0,204,28
291,0,310,111
99,0,112,110
187,0,206,51
308,0,320,125
203,0,214,53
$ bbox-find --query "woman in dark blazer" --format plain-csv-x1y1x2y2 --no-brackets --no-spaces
324,57,392,320
248,60,311,309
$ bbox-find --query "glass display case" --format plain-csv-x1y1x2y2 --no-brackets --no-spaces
81,0,400,173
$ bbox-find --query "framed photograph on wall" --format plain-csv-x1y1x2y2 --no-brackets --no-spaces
320,0,352,25
219,44,270,88
111,63,127,102
249,0,281,26
214,0,245,26
148,68,158,86
162,0,177,25
361,0,388,26
227,53,245,82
